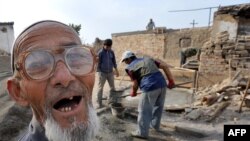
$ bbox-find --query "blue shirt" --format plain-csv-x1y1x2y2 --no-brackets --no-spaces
140,71,167,91
97,48,117,73
125,58,167,92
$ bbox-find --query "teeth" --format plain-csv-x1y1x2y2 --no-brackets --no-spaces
69,97,73,100
60,108,65,112
60,107,72,112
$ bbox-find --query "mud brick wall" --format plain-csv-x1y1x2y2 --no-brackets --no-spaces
211,14,238,40
199,53,228,74
199,31,250,87
164,27,211,66
112,28,211,73
112,30,166,72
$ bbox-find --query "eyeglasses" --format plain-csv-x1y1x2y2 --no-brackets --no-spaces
15,46,96,81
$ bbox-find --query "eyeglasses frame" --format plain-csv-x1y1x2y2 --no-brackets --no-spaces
15,45,97,81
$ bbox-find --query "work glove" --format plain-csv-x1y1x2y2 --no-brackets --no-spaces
130,90,137,97
168,79,175,89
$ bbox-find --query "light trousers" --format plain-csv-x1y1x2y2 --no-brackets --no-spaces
137,87,167,137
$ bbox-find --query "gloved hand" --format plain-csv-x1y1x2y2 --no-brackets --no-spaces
130,90,137,97
168,79,175,89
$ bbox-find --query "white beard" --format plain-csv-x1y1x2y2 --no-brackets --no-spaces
44,104,99,141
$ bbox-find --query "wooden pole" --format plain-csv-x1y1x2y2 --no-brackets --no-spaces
195,71,199,92
229,59,232,80
119,71,126,86
238,78,250,113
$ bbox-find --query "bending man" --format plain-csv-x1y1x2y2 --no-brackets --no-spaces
120,51,175,139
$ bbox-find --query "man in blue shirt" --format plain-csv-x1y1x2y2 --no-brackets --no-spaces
121,51,175,139
96,39,119,108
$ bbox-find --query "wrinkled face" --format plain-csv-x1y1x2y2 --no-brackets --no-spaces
14,22,96,129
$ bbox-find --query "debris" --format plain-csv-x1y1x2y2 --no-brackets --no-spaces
161,122,207,138
96,107,110,116
185,109,203,120
202,93,220,106
205,101,230,122
244,95,250,108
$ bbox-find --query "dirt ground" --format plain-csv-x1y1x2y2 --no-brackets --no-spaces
93,78,250,141
1,55,250,141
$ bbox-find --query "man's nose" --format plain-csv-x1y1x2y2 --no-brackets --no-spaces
50,61,75,87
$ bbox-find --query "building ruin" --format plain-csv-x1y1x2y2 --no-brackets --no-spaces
111,3,250,87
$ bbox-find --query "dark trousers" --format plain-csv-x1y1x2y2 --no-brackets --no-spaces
180,51,186,67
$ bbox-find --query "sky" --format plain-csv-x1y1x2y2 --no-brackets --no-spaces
0,0,249,44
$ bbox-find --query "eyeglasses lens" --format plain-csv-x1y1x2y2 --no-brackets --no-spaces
25,51,54,80
24,47,93,80
66,47,93,75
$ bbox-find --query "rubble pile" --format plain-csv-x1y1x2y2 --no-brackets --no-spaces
186,71,250,121
196,71,249,104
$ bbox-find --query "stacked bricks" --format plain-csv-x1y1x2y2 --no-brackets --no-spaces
200,31,250,79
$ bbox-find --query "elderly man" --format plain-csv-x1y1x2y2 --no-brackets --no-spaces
121,51,175,139
7,20,99,141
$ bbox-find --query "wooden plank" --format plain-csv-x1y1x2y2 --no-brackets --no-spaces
205,102,230,122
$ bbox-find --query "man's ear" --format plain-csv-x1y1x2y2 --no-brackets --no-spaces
7,78,29,107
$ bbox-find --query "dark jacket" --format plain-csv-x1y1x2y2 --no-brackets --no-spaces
97,48,117,73
18,117,48,141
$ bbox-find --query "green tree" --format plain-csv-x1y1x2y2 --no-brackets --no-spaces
68,23,81,35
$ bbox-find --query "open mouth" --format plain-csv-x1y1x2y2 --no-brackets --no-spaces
53,96,82,112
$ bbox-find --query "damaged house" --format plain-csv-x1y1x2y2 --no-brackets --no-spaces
111,3,250,88
199,4,250,87
0,22,14,55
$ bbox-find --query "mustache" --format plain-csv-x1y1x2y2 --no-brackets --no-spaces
46,81,88,99
55,82,86,95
